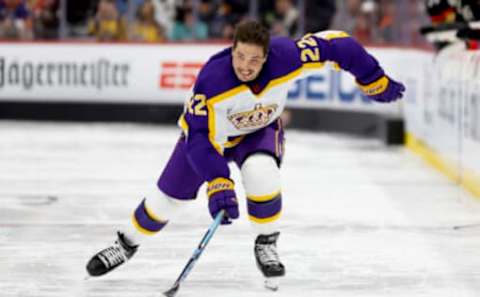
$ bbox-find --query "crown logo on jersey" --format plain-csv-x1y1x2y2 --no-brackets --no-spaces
228,104,278,130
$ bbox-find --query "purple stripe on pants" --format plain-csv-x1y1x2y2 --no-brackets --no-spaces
247,194,282,219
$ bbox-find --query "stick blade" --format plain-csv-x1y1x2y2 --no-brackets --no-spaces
163,283,180,297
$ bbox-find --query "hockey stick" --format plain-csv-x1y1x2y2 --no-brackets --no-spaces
163,210,225,297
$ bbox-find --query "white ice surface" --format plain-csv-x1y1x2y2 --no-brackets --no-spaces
1,121,480,297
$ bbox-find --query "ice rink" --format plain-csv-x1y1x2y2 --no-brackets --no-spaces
1,121,480,297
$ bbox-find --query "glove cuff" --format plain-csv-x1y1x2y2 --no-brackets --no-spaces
357,75,389,96
207,177,234,197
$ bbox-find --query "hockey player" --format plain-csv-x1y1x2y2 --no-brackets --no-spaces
86,20,405,284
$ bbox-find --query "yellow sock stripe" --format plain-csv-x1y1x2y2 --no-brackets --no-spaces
248,211,282,224
207,177,234,197
357,76,389,96
131,215,158,236
247,190,281,202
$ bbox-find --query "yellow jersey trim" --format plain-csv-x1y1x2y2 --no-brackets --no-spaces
302,62,325,70
178,114,189,135
204,65,310,153
207,85,249,155
247,190,281,202
248,211,282,224
323,31,350,40
207,103,223,155
208,85,249,105
223,135,245,148
256,67,303,98
331,62,341,71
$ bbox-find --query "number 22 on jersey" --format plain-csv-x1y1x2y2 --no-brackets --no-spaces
296,34,320,63
187,94,207,116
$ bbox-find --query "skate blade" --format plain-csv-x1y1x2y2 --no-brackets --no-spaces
264,277,280,291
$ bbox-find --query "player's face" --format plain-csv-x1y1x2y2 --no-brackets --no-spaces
232,42,267,82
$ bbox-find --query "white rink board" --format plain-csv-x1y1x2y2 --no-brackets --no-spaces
1,122,480,297
404,42,480,195
0,43,218,104
0,42,412,115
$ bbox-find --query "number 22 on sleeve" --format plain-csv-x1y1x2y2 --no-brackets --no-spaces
296,34,320,63
187,94,207,116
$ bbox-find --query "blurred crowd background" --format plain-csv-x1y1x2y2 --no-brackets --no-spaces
0,0,476,46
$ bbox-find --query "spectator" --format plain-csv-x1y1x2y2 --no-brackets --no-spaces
114,0,143,16
425,0,480,49
208,0,235,39
152,0,175,34
425,0,458,25
169,7,207,41
377,0,395,43
32,0,59,39
87,0,127,41
263,0,299,37
353,11,373,44
0,0,32,40
66,0,96,37
305,0,336,32
129,0,166,42
332,0,362,34
197,0,215,24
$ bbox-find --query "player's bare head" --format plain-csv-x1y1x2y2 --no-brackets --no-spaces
233,21,270,56
232,21,269,82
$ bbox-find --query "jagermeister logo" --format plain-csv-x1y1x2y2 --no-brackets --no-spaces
228,103,278,129
0,57,130,90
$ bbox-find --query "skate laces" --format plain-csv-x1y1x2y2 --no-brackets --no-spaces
256,243,280,265
98,243,127,268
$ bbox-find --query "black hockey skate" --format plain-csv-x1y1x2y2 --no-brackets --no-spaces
86,232,138,277
254,232,285,290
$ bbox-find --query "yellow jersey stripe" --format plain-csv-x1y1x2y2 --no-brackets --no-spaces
204,65,309,153
178,114,189,135
209,85,249,105
256,67,303,98
323,31,350,40
302,63,325,70
223,135,245,148
207,103,223,155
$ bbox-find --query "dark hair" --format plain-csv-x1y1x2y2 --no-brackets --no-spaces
233,20,270,56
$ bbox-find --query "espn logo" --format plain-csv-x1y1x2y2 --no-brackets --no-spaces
159,62,203,89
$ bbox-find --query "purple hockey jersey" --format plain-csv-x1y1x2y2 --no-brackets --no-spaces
178,31,387,182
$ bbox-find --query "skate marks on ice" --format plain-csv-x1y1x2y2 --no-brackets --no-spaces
1,123,480,296
0,195,59,207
